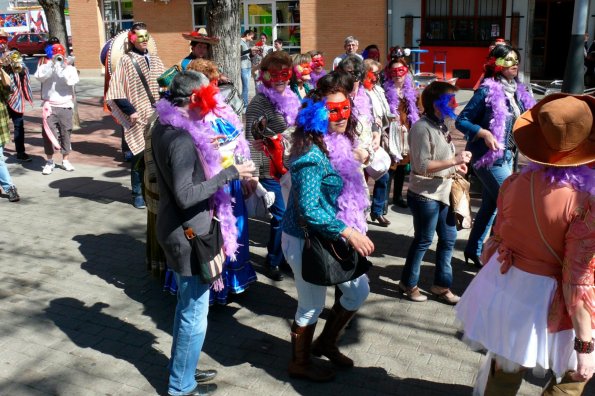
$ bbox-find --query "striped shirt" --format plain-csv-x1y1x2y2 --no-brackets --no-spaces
244,93,289,179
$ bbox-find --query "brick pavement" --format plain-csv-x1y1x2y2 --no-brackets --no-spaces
0,79,592,396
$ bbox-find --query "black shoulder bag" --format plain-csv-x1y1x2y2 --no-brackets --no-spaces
292,186,371,286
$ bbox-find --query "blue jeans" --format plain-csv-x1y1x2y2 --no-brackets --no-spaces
371,172,389,216
400,191,457,288
168,273,210,396
282,233,369,326
0,145,14,191
465,151,513,256
7,107,25,154
131,151,145,198
260,178,285,268
241,67,252,108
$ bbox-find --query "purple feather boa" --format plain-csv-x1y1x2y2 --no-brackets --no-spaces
309,69,327,88
323,133,369,234
475,78,536,169
154,99,240,261
382,75,420,126
353,85,372,124
257,84,301,127
522,163,595,195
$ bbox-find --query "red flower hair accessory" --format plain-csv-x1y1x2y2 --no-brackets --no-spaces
485,56,503,73
189,83,220,114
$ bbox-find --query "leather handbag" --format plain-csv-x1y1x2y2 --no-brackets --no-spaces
157,64,181,92
184,219,226,284
449,173,472,230
301,229,371,286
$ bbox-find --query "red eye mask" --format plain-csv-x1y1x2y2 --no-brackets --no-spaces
310,55,325,69
326,99,351,122
390,66,409,78
363,71,377,90
262,68,292,84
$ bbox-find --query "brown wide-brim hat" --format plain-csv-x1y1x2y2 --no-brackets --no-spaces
182,28,220,45
513,93,595,167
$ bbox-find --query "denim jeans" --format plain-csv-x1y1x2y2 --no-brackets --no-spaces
400,191,457,289
168,272,210,396
131,151,145,198
465,151,513,256
7,107,25,154
260,178,285,268
0,145,14,191
241,67,252,108
281,232,369,326
371,172,389,216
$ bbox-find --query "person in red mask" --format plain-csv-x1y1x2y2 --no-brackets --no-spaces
245,51,301,281
290,53,312,100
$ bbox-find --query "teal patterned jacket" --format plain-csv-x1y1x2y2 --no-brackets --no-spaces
282,144,348,240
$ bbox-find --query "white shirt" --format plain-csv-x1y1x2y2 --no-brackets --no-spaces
332,52,363,70
34,62,79,107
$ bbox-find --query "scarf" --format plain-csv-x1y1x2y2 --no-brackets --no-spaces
475,78,536,169
309,69,327,88
155,99,239,264
257,84,300,127
353,85,372,124
383,75,420,127
323,133,369,234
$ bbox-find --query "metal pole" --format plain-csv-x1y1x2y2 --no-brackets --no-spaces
562,0,589,93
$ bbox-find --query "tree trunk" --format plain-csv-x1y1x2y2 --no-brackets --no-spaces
38,0,79,129
207,0,241,88
37,0,69,56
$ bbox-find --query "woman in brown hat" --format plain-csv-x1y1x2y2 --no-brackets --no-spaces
456,93,595,395
180,28,220,69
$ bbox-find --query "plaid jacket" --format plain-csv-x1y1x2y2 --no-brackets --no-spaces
0,86,11,146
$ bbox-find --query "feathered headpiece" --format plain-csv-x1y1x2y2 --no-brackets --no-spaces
434,93,457,120
189,83,219,115
296,98,329,134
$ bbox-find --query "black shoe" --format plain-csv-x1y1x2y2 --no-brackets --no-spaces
16,152,32,162
7,186,20,202
464,252,483,269
393,197,408,208
267,266,284,281
169,383,217,396
195,369,217,383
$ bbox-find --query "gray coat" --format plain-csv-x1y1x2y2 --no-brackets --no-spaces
151,121,239,276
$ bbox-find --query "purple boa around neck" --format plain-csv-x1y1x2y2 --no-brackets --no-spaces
309,69,327,87
155,99,240,267
323,133,369,234
353,85,372,124
474,78,536,169
257,84,301,127
522,163,595,195
383,75,420,126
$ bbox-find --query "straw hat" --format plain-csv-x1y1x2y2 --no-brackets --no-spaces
0,29,8,37
182,28,220,45
513,93,595,167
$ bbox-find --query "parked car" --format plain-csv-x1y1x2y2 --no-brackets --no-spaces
8,33,48,56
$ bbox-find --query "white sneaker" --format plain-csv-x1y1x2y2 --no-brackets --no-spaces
42,161,55,175
62,160,75,172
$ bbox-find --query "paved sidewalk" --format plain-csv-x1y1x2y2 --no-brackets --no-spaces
0,79,591,396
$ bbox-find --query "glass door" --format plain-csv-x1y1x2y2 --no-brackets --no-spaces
243,0,301,54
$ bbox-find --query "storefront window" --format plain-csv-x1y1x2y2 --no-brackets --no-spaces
102,0,133,40
192,1,207,30
423,0,504,46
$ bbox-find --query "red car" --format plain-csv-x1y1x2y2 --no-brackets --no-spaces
8,33,48,56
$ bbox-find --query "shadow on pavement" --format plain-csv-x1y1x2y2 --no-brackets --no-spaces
44,297,168,395
49,177,130,204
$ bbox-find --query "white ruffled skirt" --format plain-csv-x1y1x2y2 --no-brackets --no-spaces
456,253,593,383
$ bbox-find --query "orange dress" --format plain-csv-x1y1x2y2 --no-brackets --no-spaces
456,169,594,379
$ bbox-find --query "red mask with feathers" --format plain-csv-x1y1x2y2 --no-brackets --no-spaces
189,83,219,115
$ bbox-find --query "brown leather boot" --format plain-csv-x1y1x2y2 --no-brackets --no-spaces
542,371,587,396
287,321,335,382
311,302,356,368
484,360,525,396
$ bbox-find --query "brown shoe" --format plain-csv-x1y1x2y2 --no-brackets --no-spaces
311,302,356,368
370,214,391,227
398,283,428,302
430,286,460,305
288,322,335,382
